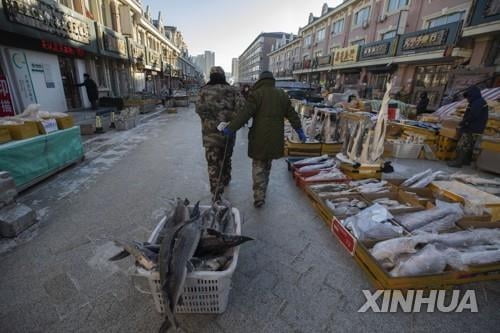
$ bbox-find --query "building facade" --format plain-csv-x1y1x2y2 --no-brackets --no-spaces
238,32,293,83
192,50,215,81
268,0,500,110
0,0,201,115
231,58,239,83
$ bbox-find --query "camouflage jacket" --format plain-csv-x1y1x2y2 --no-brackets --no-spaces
196,84,245,147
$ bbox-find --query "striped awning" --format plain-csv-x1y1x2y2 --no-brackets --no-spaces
434,87,500,119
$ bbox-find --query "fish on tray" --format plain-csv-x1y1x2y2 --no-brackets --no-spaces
325,197,367,217
297,159,336,173
305,168,347,182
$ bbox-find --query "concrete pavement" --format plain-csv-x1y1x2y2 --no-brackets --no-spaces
0,105,499,333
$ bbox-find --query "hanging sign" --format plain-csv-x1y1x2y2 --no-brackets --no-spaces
0,74,15,117
332,45,359,65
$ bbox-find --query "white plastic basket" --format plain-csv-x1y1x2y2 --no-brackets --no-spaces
133,207,241,314
392,142,423,159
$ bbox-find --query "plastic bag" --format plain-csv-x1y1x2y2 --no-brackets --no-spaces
390,244,449,277
401,169,432,187
413,211,463,233
298,159,335,173
410,170,448,188
397,200,463,231
448,249,500,271
370,233,436,264
345,204,403,241
430,229,500,248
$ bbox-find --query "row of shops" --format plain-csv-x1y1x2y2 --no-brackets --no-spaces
0,0,201,116
293,4,500,111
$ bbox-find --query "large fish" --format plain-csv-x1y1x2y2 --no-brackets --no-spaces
157,198,190,244
109,240,158,270
195,228,253,257
159,215,202,333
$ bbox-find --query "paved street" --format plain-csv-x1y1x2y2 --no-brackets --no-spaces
1,105,499,333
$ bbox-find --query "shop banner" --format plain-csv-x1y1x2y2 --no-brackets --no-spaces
332,45,359,66
469,0,500,26
360,37,398,60
0,73,15,117
396,21,462,56
7,49,37,107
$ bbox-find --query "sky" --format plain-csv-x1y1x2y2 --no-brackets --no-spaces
143,0,342,72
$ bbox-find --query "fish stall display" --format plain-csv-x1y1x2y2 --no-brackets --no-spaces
110,198,253,332
324,197,368,217
304,167,348,182
286,106,343,143
372,197,411,210
370,229,500,277
337,82,392,165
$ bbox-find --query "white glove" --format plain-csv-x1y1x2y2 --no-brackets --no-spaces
217,122,229,132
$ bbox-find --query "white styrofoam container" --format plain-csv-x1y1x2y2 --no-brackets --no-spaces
392,142,423,159
133,207,241,314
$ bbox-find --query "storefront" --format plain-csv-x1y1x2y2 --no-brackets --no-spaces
144,48,162,95
95,24,130,97
359,38,399,99
127,38,146,94
0,0,98,113
394,21,464,110
332,45,360,91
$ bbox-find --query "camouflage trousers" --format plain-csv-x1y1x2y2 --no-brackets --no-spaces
457,133,481,162
205,137,235,196
252,159,273,202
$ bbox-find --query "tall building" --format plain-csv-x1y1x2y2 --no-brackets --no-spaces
192,51,215,81
238,32,293,83
231,58,239,82
204,50,215,79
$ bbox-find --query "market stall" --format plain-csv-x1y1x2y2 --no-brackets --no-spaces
0,107,83,190
286,156,500,289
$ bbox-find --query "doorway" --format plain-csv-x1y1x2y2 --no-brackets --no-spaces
58,56,82,109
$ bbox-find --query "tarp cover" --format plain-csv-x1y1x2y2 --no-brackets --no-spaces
0,127,84,187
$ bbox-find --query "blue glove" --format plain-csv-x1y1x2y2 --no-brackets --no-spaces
296,128,307,143
222,127,235,137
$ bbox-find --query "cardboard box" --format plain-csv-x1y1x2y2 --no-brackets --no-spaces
0,122,39,140
441,117,462,128
56,116,74,129
0,128,12,144
362,191,425,214
439,127,459,140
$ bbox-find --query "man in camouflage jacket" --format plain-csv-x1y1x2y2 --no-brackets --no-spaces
196,67,245,199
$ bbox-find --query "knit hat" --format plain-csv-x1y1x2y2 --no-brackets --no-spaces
210,66,225,76
259,71,274,80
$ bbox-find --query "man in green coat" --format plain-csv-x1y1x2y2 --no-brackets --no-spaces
222,71,306,208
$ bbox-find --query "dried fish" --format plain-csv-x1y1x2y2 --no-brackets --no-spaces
297,159,336,173
305,169,347,182
292,154,329,166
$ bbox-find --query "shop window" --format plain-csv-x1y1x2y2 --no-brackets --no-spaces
354,6,370,26
58,57,82,109
387,0,408,12
332,19,344,35
344,73,360,85
427,11,465,28
371,73,390,90
316,28,326,42
381,30,396,40
95,59,108,88
413,65,452,109
351,39,365,46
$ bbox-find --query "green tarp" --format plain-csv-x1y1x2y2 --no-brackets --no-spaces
0,127,84,187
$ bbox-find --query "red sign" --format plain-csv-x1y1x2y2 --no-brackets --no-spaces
330,217,357,255
41,40,86,58
0,74,15,117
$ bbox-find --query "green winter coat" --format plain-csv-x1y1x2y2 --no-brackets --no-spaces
228,78,302,160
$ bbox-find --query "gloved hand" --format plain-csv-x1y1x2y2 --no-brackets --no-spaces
295,128,307,143
217,122,229,131
222,127,234,137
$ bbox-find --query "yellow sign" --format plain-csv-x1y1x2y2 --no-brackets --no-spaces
332,45,359,65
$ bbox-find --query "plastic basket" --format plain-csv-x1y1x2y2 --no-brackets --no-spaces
391,142,423,159
133,207,241,314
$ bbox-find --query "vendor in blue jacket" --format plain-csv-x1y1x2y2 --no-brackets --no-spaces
448,86,489,167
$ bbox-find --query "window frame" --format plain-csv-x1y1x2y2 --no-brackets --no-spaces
426,11,465,28
381,30,397,40
353,6,371,27
331,18,345,35
316,28,326,42
386,0,409,14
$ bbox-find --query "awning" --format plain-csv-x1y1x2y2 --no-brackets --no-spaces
434,87,500,119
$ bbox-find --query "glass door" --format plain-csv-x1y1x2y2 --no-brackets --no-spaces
58,56,82,109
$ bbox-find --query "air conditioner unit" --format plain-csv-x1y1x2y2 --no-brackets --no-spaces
378,14,387,23
362,20,369,29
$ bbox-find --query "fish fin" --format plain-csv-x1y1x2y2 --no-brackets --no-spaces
206,228,222,236
108,250,130,261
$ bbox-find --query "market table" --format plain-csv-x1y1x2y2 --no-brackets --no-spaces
0,126,84,190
